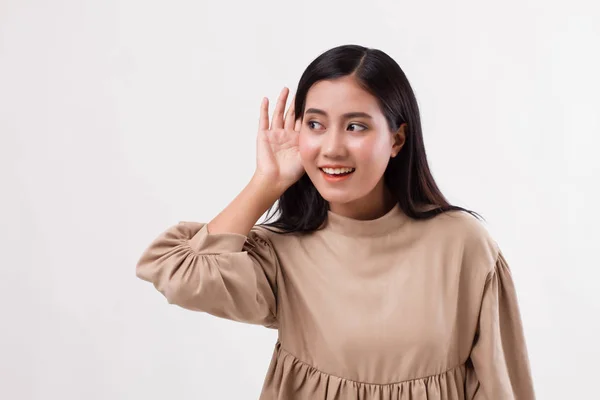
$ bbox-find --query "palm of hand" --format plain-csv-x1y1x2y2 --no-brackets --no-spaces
255,87,305,187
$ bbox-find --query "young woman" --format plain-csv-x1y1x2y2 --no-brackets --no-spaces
136,44,535,399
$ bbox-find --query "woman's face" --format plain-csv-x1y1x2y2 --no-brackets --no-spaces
298,75,406,217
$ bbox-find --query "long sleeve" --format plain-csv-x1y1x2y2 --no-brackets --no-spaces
135,221,279,328
468,250,536,399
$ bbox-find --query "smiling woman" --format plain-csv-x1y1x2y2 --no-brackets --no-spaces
135,44,536,400
260,46,480,228
296,75,407,220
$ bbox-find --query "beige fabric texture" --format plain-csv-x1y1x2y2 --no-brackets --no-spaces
136,204,535,399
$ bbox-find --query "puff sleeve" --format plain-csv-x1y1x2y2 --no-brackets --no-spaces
135,221,279,329
468,250,536,399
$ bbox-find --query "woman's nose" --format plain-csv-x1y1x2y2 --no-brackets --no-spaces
321,129,348,158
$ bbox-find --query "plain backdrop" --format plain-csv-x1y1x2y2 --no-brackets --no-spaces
1,0,599,398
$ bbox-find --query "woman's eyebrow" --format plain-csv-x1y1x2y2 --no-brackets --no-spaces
304,108,373,119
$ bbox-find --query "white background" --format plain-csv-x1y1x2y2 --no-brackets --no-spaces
1,0,599,398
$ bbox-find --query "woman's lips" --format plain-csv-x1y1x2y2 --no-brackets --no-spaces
319,168,355,182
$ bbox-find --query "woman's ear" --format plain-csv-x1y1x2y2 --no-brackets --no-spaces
390,123,407,158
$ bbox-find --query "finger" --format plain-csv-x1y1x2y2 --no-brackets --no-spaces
271,87,289,130
284,94,296,131
294,116,302,132
259,97,269,131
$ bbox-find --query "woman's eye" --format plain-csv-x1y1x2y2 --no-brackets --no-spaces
348,123,367,132
308,121,323,129
307,121,366,131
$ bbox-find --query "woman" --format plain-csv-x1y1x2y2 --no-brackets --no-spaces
136,44,535,399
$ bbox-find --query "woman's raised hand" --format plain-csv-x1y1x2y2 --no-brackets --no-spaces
254,87,305,191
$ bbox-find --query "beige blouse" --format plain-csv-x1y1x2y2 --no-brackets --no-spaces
136,203,535,399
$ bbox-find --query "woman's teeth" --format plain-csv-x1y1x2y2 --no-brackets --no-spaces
321,167,355,175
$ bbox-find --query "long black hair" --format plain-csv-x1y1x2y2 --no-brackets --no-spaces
259,44,482,234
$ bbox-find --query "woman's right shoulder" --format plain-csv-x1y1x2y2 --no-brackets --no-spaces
251,223,313,249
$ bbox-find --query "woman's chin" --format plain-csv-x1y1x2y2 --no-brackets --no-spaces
319,191,356,206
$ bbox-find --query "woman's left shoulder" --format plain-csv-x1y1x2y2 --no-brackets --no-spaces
436,209,494,239
432,209,500,274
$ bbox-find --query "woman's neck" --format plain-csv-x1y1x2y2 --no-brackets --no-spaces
327,181,397,221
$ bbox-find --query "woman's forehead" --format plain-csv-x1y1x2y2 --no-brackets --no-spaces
305,78,381,117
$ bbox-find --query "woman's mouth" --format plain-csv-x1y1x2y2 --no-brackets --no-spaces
319,167,355,182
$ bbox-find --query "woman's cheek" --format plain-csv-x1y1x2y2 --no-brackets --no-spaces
348,137,375,165
349,137,386,185
359,135,389,167
298,135,318,168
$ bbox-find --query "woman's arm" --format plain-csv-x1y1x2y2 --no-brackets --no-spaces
207,174,283,236
468,250,536,399
136,86,303,327
135,176,284,327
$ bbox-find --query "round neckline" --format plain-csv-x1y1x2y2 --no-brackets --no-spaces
324,202,410,237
